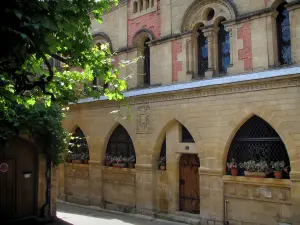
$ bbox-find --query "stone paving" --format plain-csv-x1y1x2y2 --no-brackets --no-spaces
56,202,186,225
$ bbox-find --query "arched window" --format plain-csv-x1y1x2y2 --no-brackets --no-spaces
144,38,151,86
226,116,290,179
133,1,138,13
158,136,166,170
197,29,208,77
68,127,89,164
181,125,194,143
105,125,136,168
276,4,292,65
218,21,230,74
139,0,143,12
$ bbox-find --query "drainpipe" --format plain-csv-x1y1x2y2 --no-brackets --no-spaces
224,199,229,225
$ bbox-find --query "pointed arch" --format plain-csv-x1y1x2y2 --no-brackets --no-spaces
105,124,136,166
68,126,90,163
225,115,291,179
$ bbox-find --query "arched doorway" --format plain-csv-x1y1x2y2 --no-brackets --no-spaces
179,154,200,214
0,137,38,220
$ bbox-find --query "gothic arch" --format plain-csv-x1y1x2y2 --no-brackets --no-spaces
132,29,155,47
152,118,200,162
181,0,237,32
103,122,136,161
221,107,298,173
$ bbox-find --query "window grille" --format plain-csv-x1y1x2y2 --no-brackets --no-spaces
277,4,292,65
106,125,136,159
158,136,166,169
226,116,290,179
197,29,208,77
181,125,195,143
68,127,89,160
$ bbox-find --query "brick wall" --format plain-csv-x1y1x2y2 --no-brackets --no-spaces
127,0,161,46
172,40,183,82
238,22,253,71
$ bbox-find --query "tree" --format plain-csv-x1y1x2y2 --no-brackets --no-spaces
0,0,125,165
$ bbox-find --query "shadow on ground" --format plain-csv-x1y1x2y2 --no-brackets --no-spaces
4,217,73,225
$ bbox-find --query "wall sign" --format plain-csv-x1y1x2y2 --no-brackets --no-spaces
0,163,8,173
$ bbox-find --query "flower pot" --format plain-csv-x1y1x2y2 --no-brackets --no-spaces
72,160,82,164
274,171,283,179
160,165,166,170
106,161,111,167
244,171,265,178
84,160,89,164
113,163,126,168
68,159,72,163
231,168,238,176
128,163,135,169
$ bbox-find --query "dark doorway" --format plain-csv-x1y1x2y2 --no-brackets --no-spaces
0,138,37,220
179,154,200,214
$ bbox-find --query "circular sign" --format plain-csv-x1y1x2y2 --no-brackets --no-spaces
0,163,8,173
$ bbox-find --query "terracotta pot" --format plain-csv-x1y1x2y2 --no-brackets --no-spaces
128,163,135,168
84,160,89,164
68,159,72,163
160,165,166,170
106,161,111,167
231,168,238,176
244,171,265,178
72,160,82,164
274,171,283,179
113,163,126,168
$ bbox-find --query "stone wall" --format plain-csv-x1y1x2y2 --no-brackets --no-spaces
59,74,300,224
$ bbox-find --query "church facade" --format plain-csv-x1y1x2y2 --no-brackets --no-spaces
57,0,300,224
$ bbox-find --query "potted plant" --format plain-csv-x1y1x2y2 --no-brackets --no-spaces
112,156,126,168
227,158,238,176
158,156,166,170
67,151,73,163
105,154,112,166
239,160,268,178
72,153,82,164
127,155,136,168
82,152,89,164
270,161,285,179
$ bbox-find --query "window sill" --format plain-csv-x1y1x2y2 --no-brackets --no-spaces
66,162,89,168
101,166,136,173
222,175,291,188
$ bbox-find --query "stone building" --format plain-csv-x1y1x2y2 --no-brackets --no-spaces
57,0,300,224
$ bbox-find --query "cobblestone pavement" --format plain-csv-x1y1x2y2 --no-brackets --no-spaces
57,202,185,225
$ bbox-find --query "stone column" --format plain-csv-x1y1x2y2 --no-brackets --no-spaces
291,172,300,223
287,3,300,65
265,11,279,67
135,163,155,216
88,160,103,207
203,27,219,78
199,168,224,224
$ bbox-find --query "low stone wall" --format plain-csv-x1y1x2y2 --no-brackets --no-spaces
102,167,136,209
65,163,90,205
223,176,292,225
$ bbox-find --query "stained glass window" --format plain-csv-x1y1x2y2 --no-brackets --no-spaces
218,23,230,74
198,30,208,77
277,5,292,65
144,38,151,86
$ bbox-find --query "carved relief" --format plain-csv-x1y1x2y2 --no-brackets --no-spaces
136,104,150,133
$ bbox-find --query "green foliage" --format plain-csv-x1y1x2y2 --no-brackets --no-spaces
0,0,125,165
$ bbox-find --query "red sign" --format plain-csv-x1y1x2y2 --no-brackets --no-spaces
0,163,8,173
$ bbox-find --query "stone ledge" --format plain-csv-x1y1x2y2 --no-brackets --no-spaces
101,166,136,174
222,175,291,187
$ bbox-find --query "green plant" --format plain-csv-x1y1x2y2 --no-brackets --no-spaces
227,158,238,169
158,156,166,166
270,161,285,171
239,160,269,173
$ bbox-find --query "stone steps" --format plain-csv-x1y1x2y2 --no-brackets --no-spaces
155,212,201,225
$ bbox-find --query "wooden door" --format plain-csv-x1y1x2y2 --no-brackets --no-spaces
0,159,17,219
179,154,200,214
